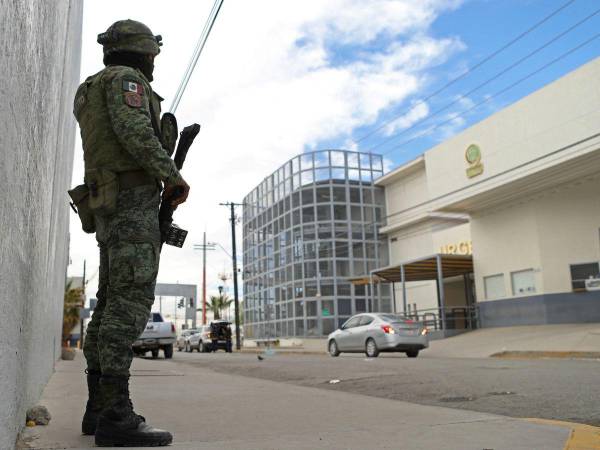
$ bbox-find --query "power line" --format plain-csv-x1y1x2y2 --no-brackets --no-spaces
370,5,600,152
352,0,578,145
380,31,600,157
170,0,225,113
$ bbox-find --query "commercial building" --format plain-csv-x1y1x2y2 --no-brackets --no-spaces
373,57,600,330
242,150,391,338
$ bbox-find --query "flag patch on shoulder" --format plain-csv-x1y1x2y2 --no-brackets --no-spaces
122,80,143,94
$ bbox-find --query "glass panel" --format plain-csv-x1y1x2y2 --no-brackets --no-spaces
317,242,333,260
321,300,334,317
295,319,305,336
330,151,345,167
315,168,329,181
355,298,366,313
331,168,346,180
305,281,318,297
321,282,334,296
306,300,317,316
335,241,349,258
337,282,351,296
351,206,362,221
301,153,313,170
292,209,301,226
360,153,370,169
304,261,317,278
338,317,350,329
333,223,348,239
318,223,332,239
301,170,314,186
302,206,315,223
306,319,319,336
360,170,372,182
292,157,300,173
348,169,360,181
302,189,314,205
294,282,303,298
354,284,365,296
317,205,331,221
316,186,331,203
353,260,365,276
303,224,316,241
347,152,359,168
333,205,347,221
304,242,316,259
294,300,304,317
322,318,336,335
352,242,364,258
332,186,346,202
336,260,350,276
293,173,300,190
372,154,383,171
319,260,334,277
338,298,352,315
349,188,361,203
315,151,329,167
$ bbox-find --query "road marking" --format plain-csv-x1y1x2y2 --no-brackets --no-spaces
526,418,600,449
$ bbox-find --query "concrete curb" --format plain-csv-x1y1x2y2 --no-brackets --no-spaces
526,418,600,450
491,351,600,360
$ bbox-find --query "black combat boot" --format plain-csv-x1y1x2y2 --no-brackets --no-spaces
95,375,173,447
82,369,102,435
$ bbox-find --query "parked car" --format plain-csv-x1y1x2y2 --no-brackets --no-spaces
327,313,429,358
176,328,199,352
187,325,212,352
132,312,176,359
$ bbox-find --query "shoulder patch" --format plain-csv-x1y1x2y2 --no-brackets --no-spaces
124,92,143,108
122,80,143,94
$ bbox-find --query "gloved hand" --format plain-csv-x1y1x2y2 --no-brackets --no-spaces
163,177,190,207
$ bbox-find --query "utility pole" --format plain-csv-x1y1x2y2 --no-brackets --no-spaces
80,260,86,349
220,202,243,350
194,234,215,325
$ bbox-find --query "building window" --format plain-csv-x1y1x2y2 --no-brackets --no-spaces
511,269,536,296
484,274,505,300
570,262,600,290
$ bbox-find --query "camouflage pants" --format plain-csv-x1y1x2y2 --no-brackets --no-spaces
83,185,161,376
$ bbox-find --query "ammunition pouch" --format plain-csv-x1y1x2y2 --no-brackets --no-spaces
160,113,178,157
68,184,96,233
85,168,119,216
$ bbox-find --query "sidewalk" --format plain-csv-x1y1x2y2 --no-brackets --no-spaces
18,352,579,450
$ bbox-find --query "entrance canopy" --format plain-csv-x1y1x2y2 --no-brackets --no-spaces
373,254,473,283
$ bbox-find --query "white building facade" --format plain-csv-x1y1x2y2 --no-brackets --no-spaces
375,57,600,329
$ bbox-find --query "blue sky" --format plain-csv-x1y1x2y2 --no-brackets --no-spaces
317,0,600,168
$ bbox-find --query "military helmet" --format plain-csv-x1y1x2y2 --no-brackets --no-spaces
97,19,162,56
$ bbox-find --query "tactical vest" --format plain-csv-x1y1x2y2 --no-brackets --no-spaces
74,66,163,177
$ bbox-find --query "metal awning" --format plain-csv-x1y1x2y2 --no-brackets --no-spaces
373,254,473,283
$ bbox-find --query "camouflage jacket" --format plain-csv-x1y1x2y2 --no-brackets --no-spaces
73,65,182,185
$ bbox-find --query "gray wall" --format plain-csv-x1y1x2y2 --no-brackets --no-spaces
0,1,83,448
479,292,600,328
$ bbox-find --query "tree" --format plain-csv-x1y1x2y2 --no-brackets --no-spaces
63,280,84,346
206,294,233,320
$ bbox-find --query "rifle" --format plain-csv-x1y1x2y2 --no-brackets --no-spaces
159,123,201,248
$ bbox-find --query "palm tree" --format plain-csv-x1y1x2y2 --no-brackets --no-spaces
207,294,233,320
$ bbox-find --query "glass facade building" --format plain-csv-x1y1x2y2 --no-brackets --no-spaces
242,150,391,339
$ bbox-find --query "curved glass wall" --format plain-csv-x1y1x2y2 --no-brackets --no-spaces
242,150,390,339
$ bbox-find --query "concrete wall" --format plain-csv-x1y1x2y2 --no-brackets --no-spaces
0,1,83,448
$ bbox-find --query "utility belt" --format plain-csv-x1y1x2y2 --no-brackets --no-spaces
68,168,157,234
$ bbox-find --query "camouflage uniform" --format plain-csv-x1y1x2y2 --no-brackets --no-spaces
75,62,181,377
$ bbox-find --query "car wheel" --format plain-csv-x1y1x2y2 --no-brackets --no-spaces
365,338,379,358
151,349,159,359
406,350,419,358
164,344,173,359
328,340,340,357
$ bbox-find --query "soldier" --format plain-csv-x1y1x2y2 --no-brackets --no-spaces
73,20,189,447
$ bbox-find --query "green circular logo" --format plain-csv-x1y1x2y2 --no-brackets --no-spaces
465,144,481,165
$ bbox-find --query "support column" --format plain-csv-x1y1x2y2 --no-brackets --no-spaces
436,255,446,330
391,282,396,314
401,264,407,315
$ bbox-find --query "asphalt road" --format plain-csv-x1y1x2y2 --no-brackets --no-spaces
169,350,600,426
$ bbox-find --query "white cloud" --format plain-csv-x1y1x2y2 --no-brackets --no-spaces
69,0,466,313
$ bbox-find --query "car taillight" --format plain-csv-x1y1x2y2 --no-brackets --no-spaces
381,324,395,334
405,319,414,324
421,328,428,336
171,324,175,333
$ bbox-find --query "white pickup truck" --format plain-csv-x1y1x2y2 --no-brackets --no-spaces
132,312,176,359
